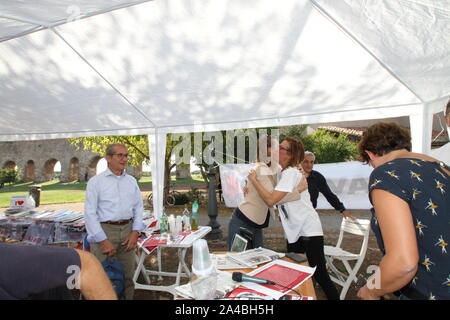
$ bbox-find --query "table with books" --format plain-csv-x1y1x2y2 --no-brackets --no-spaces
0,209,86,246
174,248,317,300
133,225,212,297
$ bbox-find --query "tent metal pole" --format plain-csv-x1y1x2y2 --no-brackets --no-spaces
153,102,424,133
0,0,152,42
0,13,49,27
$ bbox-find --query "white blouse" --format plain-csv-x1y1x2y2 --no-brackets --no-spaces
275,167,323,243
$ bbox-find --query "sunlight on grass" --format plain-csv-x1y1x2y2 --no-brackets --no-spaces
0,175,205,207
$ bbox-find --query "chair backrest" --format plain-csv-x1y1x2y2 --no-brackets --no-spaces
341,218,370,236
335,218,371,255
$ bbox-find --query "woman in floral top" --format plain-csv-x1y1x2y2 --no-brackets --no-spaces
357,122,449,300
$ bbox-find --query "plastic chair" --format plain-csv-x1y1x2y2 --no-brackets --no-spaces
324,218,371,300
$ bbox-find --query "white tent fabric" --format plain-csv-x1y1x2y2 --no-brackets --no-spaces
0,0,449,216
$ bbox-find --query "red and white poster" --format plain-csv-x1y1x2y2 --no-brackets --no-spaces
244,259,316,300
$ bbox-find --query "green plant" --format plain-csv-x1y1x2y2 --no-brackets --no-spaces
0,169,19,185
279,126,357,163
306,129,357,163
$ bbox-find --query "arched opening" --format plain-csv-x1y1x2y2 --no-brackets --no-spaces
24,160,36,182
2,160,17,170
96,158,107,175
68,157,80,181
42,158,59,181
86,156,102,180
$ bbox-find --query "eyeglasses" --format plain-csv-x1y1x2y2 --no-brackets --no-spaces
112,153,131,159
279,145,291,152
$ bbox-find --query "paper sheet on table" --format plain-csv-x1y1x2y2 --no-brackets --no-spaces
174,271,240,299
242,259,316,300
211,253,255,270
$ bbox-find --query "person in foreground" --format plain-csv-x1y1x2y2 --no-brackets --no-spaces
248,137,340,300
357,122,449,300
0,242,117,300
85,143,145,300
302,151,355,220
227,135,307,250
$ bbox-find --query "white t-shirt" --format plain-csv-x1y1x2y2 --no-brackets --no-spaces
275,167,323,243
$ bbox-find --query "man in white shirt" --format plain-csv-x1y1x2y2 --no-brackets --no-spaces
85,143,145,300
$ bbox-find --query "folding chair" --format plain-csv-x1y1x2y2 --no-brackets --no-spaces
324,218,371,300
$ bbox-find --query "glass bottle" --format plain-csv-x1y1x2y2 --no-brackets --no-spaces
191,200,199,231
182,206,191,232
159,210,168,235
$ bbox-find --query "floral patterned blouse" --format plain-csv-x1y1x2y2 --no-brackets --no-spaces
368,158,450,300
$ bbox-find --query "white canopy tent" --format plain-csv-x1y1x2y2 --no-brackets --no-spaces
0,0,449,216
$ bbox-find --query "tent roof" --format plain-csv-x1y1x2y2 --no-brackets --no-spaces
0,0,449,141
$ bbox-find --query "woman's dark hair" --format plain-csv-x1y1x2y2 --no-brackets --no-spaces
284,136,305,167
358,122,411,163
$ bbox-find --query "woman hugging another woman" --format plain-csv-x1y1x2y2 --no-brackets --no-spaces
248,136,340,300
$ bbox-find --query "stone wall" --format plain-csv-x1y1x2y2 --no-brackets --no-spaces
0,139,142,182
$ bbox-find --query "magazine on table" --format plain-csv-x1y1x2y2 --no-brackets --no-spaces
224,287,314,300
225,247,285,268
137,233,169,254
211,253,256,270
174,271,239,300
242,259,316,300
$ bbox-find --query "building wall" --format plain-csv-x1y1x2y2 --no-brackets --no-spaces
0,139,142,182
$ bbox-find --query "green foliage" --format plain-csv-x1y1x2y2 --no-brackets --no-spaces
0,169,19,184
280,125,308,141
68,135,181,188
306,130,357,163
68,135,150,167
279,126,357,163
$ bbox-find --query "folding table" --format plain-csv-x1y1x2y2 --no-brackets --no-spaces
133,226,211,297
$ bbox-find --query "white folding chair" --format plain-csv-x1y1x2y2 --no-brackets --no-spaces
324,218,371,300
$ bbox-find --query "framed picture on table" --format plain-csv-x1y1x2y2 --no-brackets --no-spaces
231,234,248,252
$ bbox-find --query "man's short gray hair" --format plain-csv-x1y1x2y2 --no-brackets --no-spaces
105,143,127,156
304,151,316,161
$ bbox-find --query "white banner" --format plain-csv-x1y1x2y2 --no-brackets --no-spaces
219,161,374,209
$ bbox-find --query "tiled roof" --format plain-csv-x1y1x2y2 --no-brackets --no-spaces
318,125,449,146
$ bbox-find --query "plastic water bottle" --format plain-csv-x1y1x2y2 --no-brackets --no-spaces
159,210,168,235
191,200,199,231
182,206,191,232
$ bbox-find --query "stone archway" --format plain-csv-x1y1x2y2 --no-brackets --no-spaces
24,160,36,182
2,160,16,169
87,155,102,180
68,157,80,181
42,158,59,181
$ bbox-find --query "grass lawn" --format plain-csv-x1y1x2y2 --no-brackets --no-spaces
0,173,205,208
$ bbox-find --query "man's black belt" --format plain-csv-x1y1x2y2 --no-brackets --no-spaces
102,218,132,225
